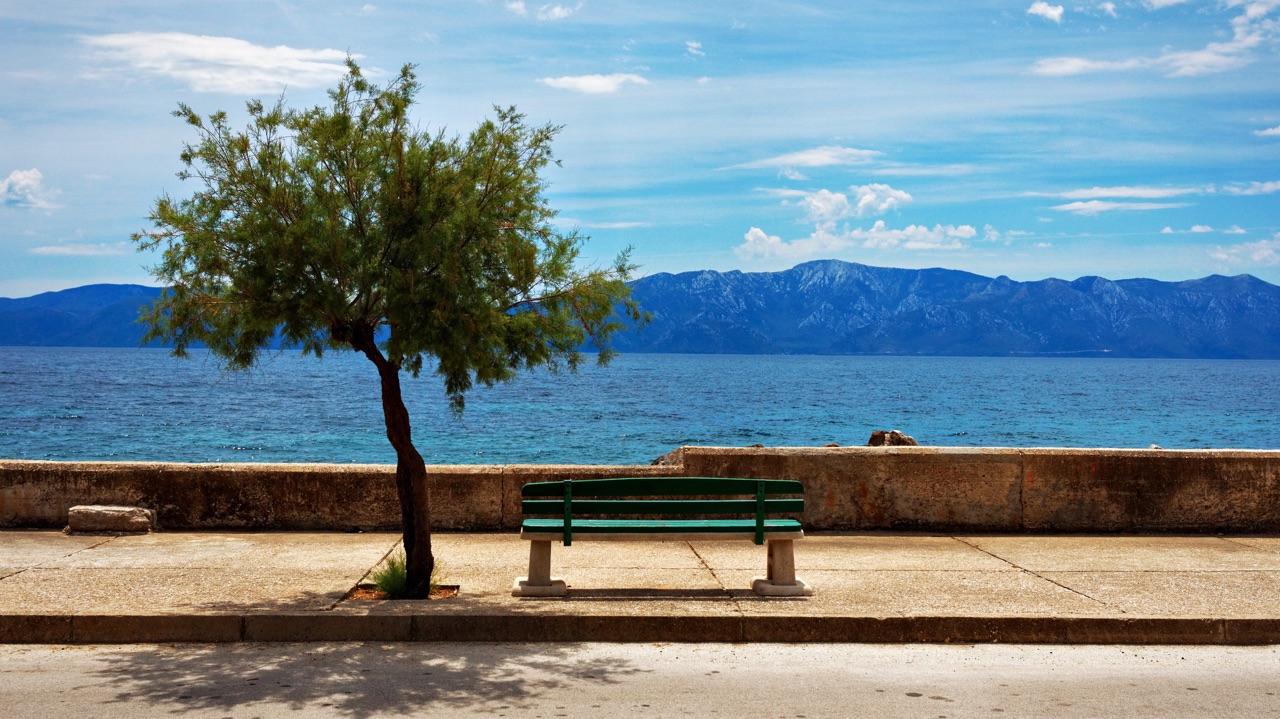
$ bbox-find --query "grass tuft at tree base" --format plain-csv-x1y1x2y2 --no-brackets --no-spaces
371,550,444,599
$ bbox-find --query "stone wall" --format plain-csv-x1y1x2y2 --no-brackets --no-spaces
3,446,1279,532
0,460,676,531
682,447,1280,532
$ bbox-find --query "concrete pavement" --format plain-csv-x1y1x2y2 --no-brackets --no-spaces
5,643,1280,718
2,530,1280,644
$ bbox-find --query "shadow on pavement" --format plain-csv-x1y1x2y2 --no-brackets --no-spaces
89,642,644,717
560,588,730,600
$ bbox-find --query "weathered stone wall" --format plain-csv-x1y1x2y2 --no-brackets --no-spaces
682,447,1025,531
0,460,677,531
682,447,1280,532
3,447,1279,532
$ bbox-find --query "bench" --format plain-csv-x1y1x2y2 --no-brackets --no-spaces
512,476,812,597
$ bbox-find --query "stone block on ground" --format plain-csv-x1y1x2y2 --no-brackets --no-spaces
65,505,155,534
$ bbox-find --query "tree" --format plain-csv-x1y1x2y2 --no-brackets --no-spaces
134,61,643,597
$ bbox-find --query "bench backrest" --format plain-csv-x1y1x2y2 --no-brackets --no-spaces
520,476,804,545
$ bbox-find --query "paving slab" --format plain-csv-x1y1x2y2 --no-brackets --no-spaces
719,568,1112,617
1041,571,1280,617
0,532,107,571
1223,537,1280,555
691,534,1011,571
962,535,1280,572
426,533,531,568
0,567,357,613
38,532,397,572
4,530,1280,644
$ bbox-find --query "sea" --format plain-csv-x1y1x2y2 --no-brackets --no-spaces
1,347,1278,465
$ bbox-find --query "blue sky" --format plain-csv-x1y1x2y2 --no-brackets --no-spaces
2,0,1279,297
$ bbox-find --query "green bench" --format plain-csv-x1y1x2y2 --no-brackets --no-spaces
512,476,812,597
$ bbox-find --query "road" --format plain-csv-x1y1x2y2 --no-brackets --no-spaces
1,642,1277,718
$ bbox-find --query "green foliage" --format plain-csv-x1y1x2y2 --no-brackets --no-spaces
134,59,643,410
372,550,443,599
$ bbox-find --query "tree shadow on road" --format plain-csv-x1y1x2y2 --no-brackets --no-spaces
90,641,646,717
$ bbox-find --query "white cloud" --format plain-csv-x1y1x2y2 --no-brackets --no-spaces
1028,2,1065,23
1144,0,1193,7
28,242,129,256
1100,2,1118,17
686,41,705,57
506,1,527,15
852,184,912,217
797,189,852,223
1050,200,1190,214
860,222,975,250
1032,1,1280,77
779,167,808,181
738,227,788,258
1163,224,1250,234
1210,237,1280,265
1033,57,1148,75
735,145,882,170
1161,9,1273,76
360,4,376,13
538,73,649,94
1,168,60,210
82,33,355,94
984,227,1032,245
1226,180,1280,195
536,3,581,21
768,183,912,223
735,221,977,259
1257,125,1280,136
1049,185,1202,199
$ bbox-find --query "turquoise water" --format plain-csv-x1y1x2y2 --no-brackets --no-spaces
1,347,1278,464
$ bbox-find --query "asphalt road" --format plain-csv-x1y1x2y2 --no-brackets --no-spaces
1,642,1278,718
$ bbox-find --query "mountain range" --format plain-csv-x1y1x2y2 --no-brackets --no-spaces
615,260,1280,358
0,284,163,347
4,260,1280,358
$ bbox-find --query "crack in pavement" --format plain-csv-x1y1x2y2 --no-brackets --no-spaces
0,535,117,582
1218,536,1280,555
951,536,1121,613
686,541,743,616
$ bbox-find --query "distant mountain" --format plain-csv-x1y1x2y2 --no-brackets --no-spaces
0,284,163,347
5,262,1280,358
613,260,1280,359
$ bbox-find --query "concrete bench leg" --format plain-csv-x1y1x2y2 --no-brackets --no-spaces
752,539,813,597
512,540,567,597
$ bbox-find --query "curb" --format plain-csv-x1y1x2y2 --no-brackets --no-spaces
4,614,1279,645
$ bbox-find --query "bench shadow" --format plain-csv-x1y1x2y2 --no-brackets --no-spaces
88,642,646,718
558,588,731,601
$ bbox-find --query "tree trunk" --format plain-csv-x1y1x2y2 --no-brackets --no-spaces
350,329,435,598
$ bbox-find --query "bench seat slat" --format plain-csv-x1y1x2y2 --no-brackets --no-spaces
522,498,805,515
521,518,803,534
520,477,803,497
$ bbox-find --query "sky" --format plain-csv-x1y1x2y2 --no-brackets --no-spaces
2,0,1280,298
